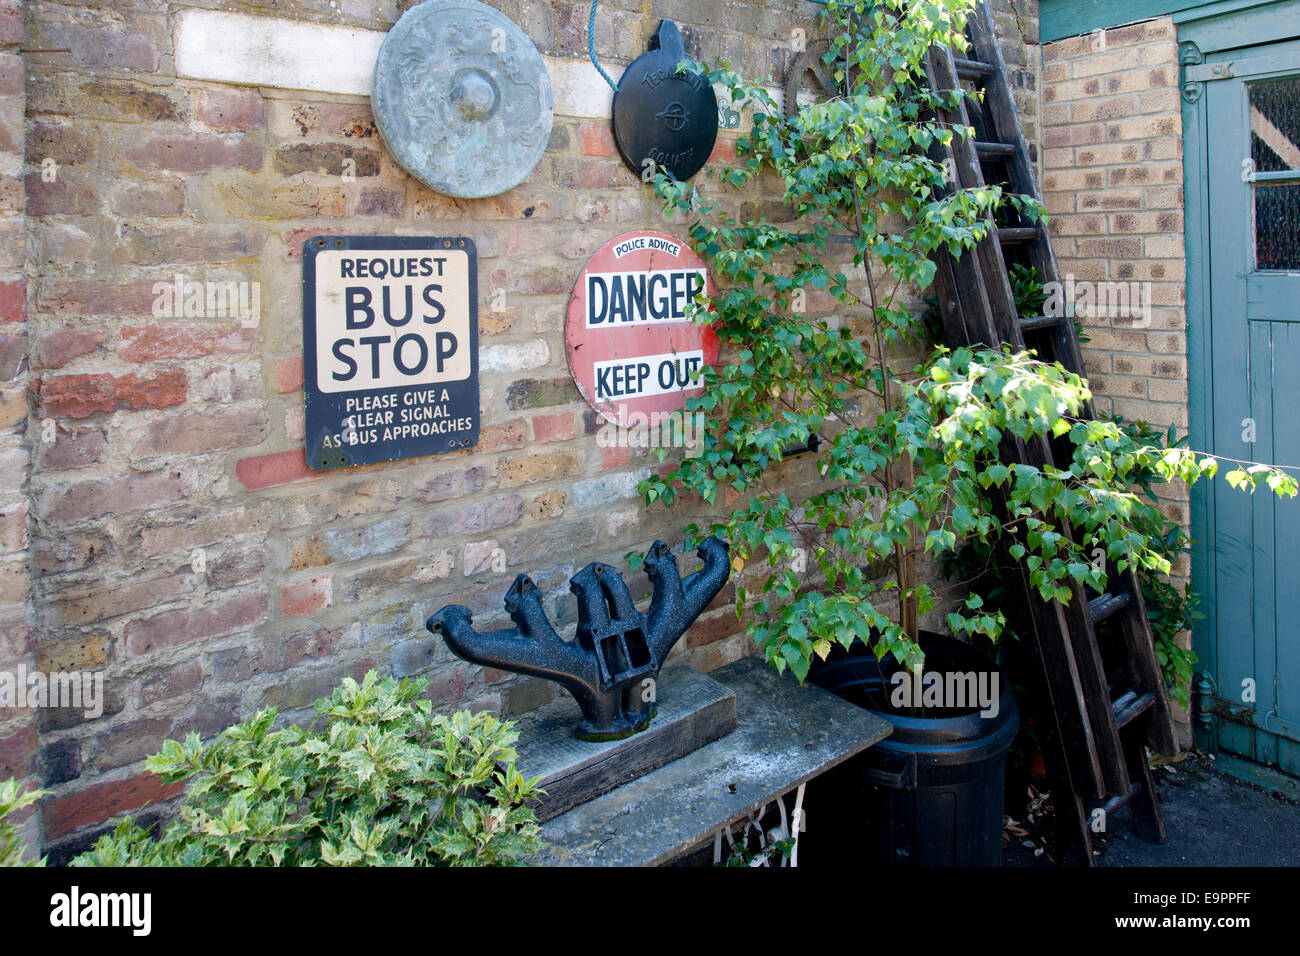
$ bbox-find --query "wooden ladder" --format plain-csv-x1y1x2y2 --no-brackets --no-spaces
924,1,1178,865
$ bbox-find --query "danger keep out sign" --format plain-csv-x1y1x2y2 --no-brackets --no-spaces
566,231,719,427
303,236,479,470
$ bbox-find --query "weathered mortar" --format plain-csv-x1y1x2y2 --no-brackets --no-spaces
19,0,839,859
14,0,1050,858
0,0,34,860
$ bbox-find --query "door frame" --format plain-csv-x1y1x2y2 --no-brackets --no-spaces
1180,0,1300,755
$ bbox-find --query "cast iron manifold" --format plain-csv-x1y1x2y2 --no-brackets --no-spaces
427,537,730,741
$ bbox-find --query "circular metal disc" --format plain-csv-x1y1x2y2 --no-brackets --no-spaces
372,0,553,199
612,21,717,182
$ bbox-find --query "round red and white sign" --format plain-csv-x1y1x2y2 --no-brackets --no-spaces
565,231,719,428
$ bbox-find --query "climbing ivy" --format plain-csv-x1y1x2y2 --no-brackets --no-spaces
637,0,1297,682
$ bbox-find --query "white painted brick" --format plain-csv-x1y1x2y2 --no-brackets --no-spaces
174,10,769,123
175,10,384,96
479,339,550,374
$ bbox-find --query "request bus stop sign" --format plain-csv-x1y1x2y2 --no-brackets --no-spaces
565,231,718,428
302,235,479,470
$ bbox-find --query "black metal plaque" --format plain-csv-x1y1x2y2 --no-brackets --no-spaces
612,20,718,182
302,235,479,471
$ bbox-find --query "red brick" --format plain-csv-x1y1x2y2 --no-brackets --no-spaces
284,227,363,260
428,670,468,708
356,186,405,217
0,502,26,554
118,222,263,266
0,1,19,44
0,724,36,779
599,444,632,469
117,323,255,362
273,355,303,393
40,469,189,527
477,418,529,453
195,87,265,131
273,143,380,177
44,771,185,840
280,576,332,617
41,22,160,73
235,448,320,491
532,411,575,444
0,53,18,97
113,370,187,410
0,619,32,667
37,279,159,316
33,374,115,418
281,627,344,668
140,659,204,706
578,122,618,156
37,428,108,470
709,137,737,164
26,122,95,167
125,590,269,656
276,102,378,141
416,466,485,503
124,133,262,174
136,406,268,457
36,325,102,369
0,280,24,323
0,561,28,604
424,494,524,538
556,158,625,190
0,330,24,380
489,266,572,296
33,369,187,418
24,175,97,217
111,180,187,218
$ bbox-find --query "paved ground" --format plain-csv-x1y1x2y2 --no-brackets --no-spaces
1003,751,1300,866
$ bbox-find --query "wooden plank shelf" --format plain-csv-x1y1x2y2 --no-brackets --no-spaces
514,664,738,822
530,656,892,866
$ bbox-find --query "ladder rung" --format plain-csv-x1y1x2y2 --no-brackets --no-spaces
974,141,1015,159
1098,781,1143,816
953,56,994,79
1018,313,1065,333
1088,591,1131,624
996,226,1038,243
1113,690,1157,731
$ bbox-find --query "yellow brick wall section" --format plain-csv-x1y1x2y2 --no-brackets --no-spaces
1041,17,1193,743
1041,16,1190,561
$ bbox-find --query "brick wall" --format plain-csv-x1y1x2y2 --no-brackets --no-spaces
1040,16,1192,739
0,0,34,857
8,0,1064,859
1040,17,1188,546
20,0,836,860
989,0,1041,178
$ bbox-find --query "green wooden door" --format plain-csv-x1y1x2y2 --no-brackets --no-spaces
1203,39,1300,774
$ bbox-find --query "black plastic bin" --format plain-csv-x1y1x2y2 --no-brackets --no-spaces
801,630,1018,867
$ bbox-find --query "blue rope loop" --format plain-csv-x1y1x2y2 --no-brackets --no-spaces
589,0,619,91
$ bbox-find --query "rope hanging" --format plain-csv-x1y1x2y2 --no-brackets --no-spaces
588,0,619,91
